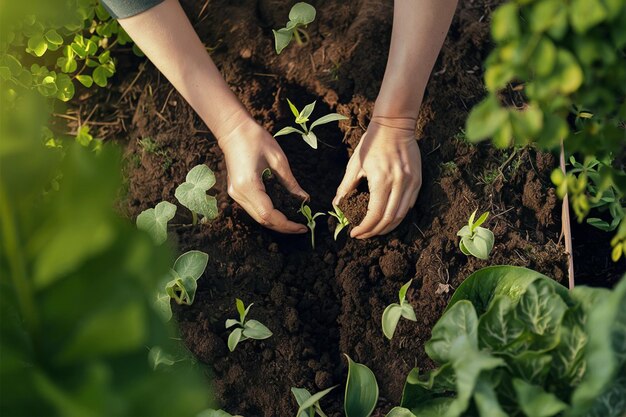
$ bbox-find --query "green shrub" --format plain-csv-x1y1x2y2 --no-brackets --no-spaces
465,0,626,259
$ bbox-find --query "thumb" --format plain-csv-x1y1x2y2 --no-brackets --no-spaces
270,156,309,200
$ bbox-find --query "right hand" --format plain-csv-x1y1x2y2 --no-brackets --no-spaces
219,115,309,234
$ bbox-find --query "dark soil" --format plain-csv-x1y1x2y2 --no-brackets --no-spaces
70,0,622,415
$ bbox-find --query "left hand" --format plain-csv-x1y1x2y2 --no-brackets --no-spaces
333,117,422,238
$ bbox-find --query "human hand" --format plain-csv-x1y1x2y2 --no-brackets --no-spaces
333,117,422,238
219,115,309,233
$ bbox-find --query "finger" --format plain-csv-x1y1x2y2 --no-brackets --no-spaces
333,160,362,206
372,185,404,237
386,175,422,233
270,156,309,201
350,178,390,238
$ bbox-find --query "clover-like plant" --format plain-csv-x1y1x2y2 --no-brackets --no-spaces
328,205,350,240
273,2,316,54
382,280,417,340
299,202,325,249
226,298,273,352
274,99,348,149
456,210,494,260
154,250,209,321
175,164,218,225
136,201,177,245
292,385,337,417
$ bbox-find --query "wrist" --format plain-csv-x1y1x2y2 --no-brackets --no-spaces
212,107,257,147
369,115,417,132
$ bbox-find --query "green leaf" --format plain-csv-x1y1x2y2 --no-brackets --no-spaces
570,0,608,33
148,346,176,370
236,298,246,321
491,2,520,42
554,49,583,94
289,2,316,25
425,300,478,363
242,320,272,340
76,75,93,88
401,304,416,322
155,291,172,321
401,364,455,409
461,227,494,260
287,98,301,118
466,95,508,142
474,378,508,417
530,0,567,33
274,126,304,137
173,250,208,281
344,355,379,417
28,35,48,57
44,29,64,46
225,319,239,329
227,328,244,352
382,304,403,340
297,101,316,124
515,279,568,336
136,201,177,245
409,398,453,416
530,37,557,77
295,385,336,417
273,28,294,54
477,296,524,350
166,274,198,305
473,211,489,229
385,407,416,417
92,65,109,87
508,351,553,384
175,164,218,220
291,387,314,417
55,73,75,102
301,132,318,149
513,378,567,417
309,113,348,130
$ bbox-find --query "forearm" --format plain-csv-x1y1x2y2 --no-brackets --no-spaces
373,0,458,122
117,0,247,141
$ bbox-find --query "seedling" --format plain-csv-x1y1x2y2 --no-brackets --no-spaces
457,210,494,260
226,299,272,352
175,164,218,225
292,386,337,417
273,2,316,54
136,201,177,245
381,280,417,340
344,355,379,417
274,99,348,149
154,250,209,321
328,205,350,240
299,201,325,248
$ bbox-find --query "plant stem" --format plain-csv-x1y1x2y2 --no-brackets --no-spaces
294,28,310,46
310,226,315,249
191,211,198,226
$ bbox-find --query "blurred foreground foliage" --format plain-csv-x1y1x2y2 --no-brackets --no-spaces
465,0,626,259
0,87,212,416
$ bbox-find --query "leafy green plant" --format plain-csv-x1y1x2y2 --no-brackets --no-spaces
464,0,626,259
273,2,316,54
154,250,209,321
457,210,494,260
136,201,177,245
344,355,379,417
398,266,626,417
226,298,272,352
299,201,325,248
382,280,417,340
328,204,350,240
175,164,219,225
292,386,337,417
274,99,348,149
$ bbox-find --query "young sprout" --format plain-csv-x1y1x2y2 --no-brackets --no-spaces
328,205,350,240
154,250,209,322
175,164,218,225
273,2,316,54
274,99,348,149
226,298,272,352
457,210,495,260
292,385,337,417
136,200,177,245
381,280,417,340
299,201,325,249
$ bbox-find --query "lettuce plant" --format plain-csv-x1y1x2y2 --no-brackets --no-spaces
273,2,316,54
154,250,209,321
175,164,218,225
274,99,348,149
298,201,325,249
328,205,350,240
382,280,417,340
396,266,626,417
292,386,337,417
226,299,272,352
344,355,379,417
136,201,177,245
456,210,494,260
